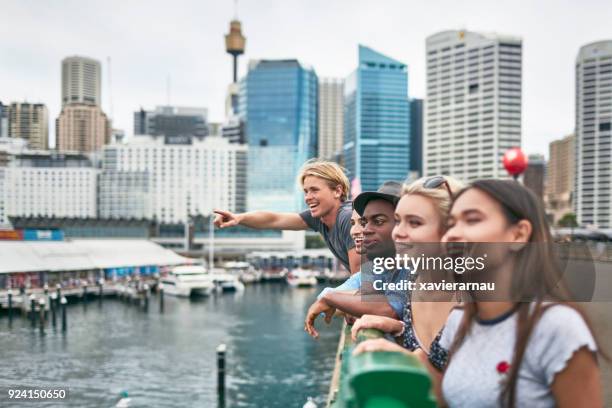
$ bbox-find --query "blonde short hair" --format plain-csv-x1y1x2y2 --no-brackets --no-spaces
402,176,465,223
298,159,350,201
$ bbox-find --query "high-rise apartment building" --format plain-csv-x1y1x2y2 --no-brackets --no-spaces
8,102,49,150
62,56,101,106
56,104,111,152
58,56,110,152
239,59,318,212
0,102,9,138
546,134,575,225
424,30,522,181
575,40,612,228
343,45,410,191
318,78,344,160
410,99,423,176
101,135,247,223
134,106,208,140
523,154,546,201
0,147,97,222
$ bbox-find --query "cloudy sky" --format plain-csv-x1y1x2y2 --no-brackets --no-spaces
1,0,611,156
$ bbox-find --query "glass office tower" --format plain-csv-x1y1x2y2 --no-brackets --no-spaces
344,45,410,192
240,60,318,211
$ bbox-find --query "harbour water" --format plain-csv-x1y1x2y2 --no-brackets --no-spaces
0,283,342,407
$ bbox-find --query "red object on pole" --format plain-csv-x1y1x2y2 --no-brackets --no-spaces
502,148,528,178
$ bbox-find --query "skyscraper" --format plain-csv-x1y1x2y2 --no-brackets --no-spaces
0,102,9,138
8,102,49,150
318,78,344,161
523,154,546,201
575,40,612,228
134,105,208,140
424,30,522,181
58,55,110,152
61,56,101,106
343,45,410,191
56,105,111,152
546,134,575,225
239,59,318,211
410,98,423,176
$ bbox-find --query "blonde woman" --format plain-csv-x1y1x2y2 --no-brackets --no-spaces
352,176,464,371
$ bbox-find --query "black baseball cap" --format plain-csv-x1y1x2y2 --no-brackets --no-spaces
353,181,402,216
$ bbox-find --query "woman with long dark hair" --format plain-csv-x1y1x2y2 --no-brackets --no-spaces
438,180,603,407
354,179,604,407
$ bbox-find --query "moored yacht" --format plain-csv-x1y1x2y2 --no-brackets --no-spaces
286,268,318,287
161,265,215,297
209,267,246,292
224,261,262,284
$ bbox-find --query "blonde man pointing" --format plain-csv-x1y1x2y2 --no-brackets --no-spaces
214,160,361,274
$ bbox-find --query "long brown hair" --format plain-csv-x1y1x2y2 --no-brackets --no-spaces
447,179,606,407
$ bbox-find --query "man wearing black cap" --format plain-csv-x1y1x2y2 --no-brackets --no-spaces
304,182,408,338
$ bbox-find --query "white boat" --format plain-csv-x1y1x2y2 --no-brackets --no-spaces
323,267,351,283
209,268,246,292
262,267,288,281
160,265,215,297
224,261,262,284
286,268,318,287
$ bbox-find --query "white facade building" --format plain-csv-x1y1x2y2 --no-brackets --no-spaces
424,30,522,181
3,167,98,220
575,40,612,228
62,56,102,107
101,135,247,223
318,78,344,160
0,140,98,224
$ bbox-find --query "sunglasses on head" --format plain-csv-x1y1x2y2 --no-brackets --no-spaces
423,176,453,198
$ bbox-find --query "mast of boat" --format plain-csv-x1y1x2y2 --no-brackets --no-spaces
208,183,215,271
209,212,214,271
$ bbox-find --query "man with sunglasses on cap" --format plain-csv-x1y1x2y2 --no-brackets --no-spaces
304,181,409,339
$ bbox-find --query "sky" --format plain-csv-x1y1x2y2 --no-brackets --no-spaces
1,0,612,157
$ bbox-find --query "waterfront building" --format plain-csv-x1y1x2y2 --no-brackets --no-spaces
410,98,423,176
0,102,9,138
0,149,98,221
318,78,344,160
343,45,411,191
546,134,575,225
523,154,546,201
239,59,318,211
98,170,152,220
575,40,612,228
62,56,101,107
101,135,247,223
134,105,208,139
424,30,522,181
7,102,49,150
56,104,111,152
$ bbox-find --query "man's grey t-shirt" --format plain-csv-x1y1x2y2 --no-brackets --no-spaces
300,201,355,271
440,304,597,408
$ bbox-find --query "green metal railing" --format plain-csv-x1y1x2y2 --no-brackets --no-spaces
327,325,437,408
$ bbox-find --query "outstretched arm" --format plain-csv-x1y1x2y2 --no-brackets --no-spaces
214,209,308,230
323,291,398,319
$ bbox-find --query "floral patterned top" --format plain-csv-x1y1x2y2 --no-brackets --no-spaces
400,301,449,371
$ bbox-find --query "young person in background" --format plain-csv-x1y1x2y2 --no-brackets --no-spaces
214,160,361,274
351,176,464,371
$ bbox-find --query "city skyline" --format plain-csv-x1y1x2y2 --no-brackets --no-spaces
1,0,611,157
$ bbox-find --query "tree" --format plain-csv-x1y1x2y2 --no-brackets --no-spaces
305,234,326,249
558,213,578,228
